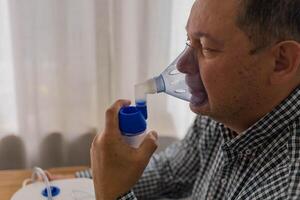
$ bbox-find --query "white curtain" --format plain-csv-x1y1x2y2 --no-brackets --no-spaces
0,0,195,169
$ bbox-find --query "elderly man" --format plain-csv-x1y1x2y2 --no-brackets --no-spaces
79,0,300,199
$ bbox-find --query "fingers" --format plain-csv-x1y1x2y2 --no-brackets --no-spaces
138,131,158,160
105,99,131,133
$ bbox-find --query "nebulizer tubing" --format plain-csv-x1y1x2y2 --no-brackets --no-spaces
31,167,53,200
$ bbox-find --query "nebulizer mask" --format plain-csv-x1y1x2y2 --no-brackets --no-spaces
135,41,207,104
119,42,208,147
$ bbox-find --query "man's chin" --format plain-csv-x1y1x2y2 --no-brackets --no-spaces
189,99,210,115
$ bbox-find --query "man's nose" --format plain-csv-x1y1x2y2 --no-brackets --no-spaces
176,46,199,74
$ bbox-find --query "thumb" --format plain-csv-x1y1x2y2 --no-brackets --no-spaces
138,131,158,160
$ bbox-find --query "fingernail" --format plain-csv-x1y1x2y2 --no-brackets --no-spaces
150,131,158,140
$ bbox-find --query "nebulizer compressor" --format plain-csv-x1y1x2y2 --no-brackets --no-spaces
11,167,95,200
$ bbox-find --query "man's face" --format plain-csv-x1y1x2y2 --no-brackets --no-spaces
178,0,274,126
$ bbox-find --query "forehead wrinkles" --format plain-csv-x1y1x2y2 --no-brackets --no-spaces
187,0,238,34
187,0,250,51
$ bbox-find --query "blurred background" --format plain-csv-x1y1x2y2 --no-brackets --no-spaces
0,0,195,169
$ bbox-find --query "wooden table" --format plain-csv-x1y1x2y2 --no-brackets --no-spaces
0,166,88,200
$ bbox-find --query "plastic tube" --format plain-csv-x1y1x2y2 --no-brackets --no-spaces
134,78,157,104
32,167,53,200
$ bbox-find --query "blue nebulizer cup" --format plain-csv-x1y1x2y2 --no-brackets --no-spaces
119,101,148,148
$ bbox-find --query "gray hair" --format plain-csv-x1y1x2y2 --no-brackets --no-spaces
236,0,300,53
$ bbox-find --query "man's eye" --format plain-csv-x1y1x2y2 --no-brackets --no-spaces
203,48,220,53
203,49,213,53
201,48,221,59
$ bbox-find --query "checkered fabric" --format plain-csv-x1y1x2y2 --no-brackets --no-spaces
77,86,300,200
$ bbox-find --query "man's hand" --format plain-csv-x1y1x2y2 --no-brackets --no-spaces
91,99,158,200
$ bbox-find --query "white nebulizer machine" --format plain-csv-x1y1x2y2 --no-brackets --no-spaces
120,44,207,147
11,167,95,200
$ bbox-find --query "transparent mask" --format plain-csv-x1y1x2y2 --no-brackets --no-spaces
135,43,207,106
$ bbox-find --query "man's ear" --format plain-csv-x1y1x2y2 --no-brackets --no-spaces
270,41,300,85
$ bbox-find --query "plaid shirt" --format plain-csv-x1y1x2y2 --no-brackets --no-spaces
77,86,300,200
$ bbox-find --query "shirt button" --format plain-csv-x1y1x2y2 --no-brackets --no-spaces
245,149,252,155
221,178,227,185
207,192,213,200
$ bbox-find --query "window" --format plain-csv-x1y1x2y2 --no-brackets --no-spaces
0,0,18,134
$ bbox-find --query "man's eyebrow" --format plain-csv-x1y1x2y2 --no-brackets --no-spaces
185,25,224,47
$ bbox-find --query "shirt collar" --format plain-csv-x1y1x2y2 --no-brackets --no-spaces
219,86,300,161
